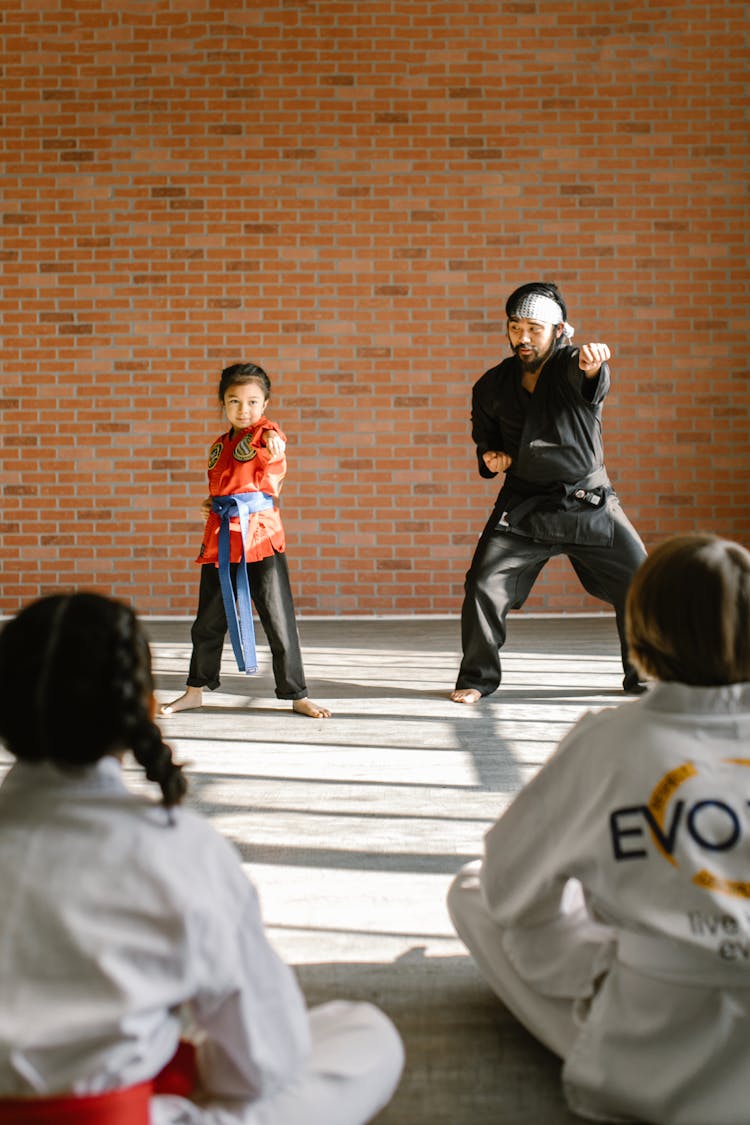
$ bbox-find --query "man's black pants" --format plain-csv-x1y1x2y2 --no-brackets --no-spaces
187,552,308,700
454,501,647,696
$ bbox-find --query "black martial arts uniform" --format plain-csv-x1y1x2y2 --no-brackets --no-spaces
455,345,646,697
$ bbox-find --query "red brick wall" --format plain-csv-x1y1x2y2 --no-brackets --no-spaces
2,0,748,616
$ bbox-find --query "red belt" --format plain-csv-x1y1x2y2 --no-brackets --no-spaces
0,1041,197,1124
0,1082,151,1124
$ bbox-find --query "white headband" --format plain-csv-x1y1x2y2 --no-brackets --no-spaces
508,292,575,339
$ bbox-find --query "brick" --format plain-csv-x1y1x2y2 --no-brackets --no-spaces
0,0,746,617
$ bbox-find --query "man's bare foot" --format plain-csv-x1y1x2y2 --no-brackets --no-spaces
450,688,483,704
160,687,203,715
292,697,332,718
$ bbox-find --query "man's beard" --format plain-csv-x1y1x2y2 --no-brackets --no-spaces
512,336,558,372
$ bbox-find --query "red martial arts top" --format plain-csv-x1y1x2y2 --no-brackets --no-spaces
197,416,287,566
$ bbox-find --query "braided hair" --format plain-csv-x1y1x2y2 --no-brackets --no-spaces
0,592,188,808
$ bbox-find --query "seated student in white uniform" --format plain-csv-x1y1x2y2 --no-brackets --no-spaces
0,592,403,1125
448,533,750,1125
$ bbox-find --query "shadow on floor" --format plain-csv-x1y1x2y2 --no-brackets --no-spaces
147,615,629,1124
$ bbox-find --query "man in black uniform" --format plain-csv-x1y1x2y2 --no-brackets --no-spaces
451,281,647,704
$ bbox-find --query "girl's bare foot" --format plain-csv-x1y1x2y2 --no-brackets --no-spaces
292,697,332,719
160,687,203,715
450,688,483,704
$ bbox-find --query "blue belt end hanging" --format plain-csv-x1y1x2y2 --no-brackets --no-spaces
212,492,275,675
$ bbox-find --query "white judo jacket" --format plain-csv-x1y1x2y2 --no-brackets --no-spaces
480,682,750,1125
0,757,310,1118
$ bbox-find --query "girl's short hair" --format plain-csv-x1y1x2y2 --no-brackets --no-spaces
0,592,187,807
218,362,271,404
626,534,750,685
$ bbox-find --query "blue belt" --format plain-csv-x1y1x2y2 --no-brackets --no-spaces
211,492,275,674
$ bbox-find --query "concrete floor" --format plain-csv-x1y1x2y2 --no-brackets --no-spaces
143,613,630,1124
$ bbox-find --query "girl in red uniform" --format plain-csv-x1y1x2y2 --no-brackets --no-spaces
162,362,330,718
